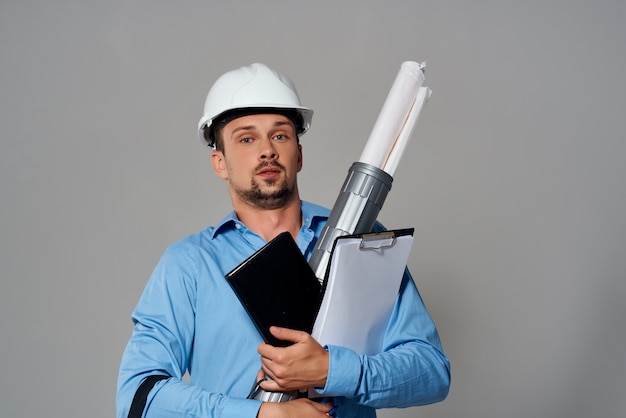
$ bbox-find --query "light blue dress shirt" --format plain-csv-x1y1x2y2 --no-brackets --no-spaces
116,201,450,418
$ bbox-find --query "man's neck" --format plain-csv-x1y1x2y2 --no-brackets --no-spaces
233,197,303,243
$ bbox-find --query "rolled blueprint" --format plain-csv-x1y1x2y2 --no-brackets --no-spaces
383,85,431,175
308,61,430,281
359,61,428,175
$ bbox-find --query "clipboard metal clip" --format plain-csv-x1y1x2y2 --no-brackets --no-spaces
359,231,396,250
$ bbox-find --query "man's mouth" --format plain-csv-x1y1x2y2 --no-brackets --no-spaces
256,164,283,179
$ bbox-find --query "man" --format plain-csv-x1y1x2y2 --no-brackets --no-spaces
116,63,450,418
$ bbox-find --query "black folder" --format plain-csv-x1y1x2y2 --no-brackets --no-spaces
225,232,322,347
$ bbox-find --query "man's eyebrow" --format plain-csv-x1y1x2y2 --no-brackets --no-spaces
271,120,296,132
231,120,293,135
230,125,257,135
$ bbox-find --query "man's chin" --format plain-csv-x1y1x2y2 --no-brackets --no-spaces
238,187,295,210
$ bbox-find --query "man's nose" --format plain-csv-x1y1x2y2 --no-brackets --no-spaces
259,139,277,160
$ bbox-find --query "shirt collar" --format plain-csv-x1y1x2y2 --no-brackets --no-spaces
208,200,329,240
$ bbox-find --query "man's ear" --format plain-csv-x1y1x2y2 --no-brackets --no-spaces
297,143,303,172
211,150,228,180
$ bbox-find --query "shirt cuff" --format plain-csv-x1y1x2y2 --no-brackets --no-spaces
220,397,262,418
315,345,361,397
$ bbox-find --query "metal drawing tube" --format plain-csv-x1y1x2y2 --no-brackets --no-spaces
308,62,427,280
308,162,393,281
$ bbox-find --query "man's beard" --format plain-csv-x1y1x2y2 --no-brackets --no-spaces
234,163,297,210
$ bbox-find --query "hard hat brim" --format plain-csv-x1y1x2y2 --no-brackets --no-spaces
198,105,313,148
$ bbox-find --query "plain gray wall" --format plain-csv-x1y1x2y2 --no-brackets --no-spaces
1,1,624,417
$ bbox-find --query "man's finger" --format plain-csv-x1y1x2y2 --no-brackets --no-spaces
269,326,306,342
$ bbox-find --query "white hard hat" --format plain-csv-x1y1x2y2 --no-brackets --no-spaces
198,63,314,148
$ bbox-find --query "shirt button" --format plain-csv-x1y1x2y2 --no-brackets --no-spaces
235,223,241,230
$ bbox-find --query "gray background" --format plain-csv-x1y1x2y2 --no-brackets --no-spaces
1,1,625,417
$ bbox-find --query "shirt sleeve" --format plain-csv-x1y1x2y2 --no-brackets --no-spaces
315,269,451,408
116,246,262,418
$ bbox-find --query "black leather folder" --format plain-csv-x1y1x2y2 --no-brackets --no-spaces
225,232,322,347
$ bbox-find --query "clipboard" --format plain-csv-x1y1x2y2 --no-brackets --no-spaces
311,228,415,355
225,232,322,347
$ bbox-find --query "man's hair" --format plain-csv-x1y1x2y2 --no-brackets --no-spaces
210,108,303,152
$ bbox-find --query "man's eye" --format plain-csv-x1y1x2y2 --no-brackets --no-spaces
240,137,253,144
274,134,286,140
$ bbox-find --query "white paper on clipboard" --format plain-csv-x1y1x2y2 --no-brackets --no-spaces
311,228,415,356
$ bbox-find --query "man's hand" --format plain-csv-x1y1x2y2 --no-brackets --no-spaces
257,326,329,392
257,398,332,418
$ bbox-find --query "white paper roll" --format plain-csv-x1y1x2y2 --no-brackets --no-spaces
382,85,431,176
358,61,426,173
